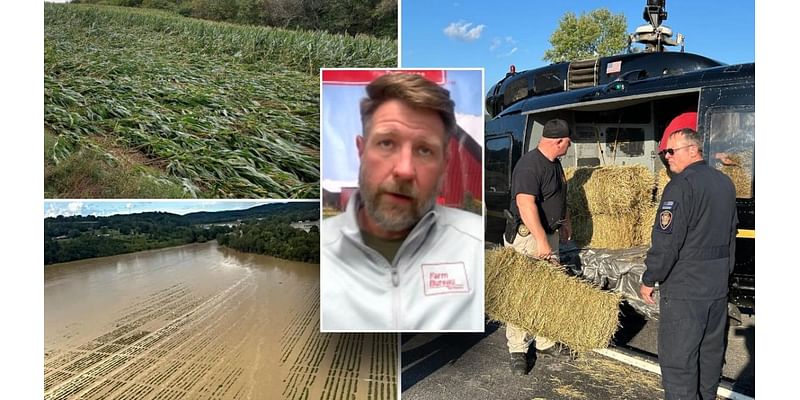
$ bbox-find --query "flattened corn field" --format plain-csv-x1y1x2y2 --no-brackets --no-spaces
45,242,398,399
44,4,396,198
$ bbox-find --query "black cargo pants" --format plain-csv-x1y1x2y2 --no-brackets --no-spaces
658,296,727,400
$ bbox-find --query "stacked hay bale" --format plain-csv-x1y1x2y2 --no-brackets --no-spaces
485,247,621,353
565,165,655,249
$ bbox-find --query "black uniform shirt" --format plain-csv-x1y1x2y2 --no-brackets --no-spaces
508,148,567,234
643,161,738,300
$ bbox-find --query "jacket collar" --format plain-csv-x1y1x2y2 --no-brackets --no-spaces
340,190,440,260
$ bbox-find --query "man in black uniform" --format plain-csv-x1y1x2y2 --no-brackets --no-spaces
640,128,738,400
504,118,572,375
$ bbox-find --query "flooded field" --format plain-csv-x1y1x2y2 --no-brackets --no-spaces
44,242,397,400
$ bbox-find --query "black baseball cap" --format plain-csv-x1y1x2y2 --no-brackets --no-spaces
542,118,571,139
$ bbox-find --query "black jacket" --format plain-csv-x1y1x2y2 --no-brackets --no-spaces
643,161,738,300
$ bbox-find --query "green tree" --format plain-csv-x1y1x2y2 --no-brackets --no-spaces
543,8,627,63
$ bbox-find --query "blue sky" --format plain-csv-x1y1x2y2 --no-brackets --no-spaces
401,0,755,88
43,201,301,218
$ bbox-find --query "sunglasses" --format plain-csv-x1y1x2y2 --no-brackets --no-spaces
658,144,695,156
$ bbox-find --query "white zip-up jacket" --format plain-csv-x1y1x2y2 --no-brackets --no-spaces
321,192,484,332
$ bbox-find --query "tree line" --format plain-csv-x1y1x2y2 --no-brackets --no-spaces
45,206,321,265
72,0,397,38
217,218,320,263
45,213,231,264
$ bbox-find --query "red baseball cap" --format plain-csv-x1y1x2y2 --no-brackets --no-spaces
660,112,697,151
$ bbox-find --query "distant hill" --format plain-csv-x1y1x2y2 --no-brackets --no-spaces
45,202,319,230
182,202,319,224
45,202,320,265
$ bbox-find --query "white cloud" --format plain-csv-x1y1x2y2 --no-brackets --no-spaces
490,36,519,57
44,201,84,218
443,21,486,42
456,112,484,145
44,204,62,218
67,202,83,214
502,47,518,57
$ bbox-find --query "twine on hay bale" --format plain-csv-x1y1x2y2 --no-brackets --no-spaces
485,247,622,353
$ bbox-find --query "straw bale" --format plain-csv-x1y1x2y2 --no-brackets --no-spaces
717,151,753,198
566,165,653,217
656,168,670,200
565,165,656,249
485,247,621,353
571,213,642,249
637,202,659,246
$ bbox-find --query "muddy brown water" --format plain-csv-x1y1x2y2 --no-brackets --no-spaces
44,242,397,400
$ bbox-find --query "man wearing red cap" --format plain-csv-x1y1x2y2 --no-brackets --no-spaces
640,123,738,399
659,112,697,172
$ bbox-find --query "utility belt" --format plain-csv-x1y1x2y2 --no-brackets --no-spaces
504,210,562,243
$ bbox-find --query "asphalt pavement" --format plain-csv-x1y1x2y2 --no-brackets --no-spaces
402,321,666,400
401,310,754,400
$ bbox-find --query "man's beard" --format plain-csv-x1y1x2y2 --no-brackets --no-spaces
359,167,441,232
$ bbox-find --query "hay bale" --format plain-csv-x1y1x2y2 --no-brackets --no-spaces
566,165,655,249
717,151,753,198
656,168,670,200
566,165,653,217
635,168,667,247
572,213,642,249
485,247,622,353
637,202,659,246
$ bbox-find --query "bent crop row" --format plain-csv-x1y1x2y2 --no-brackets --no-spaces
45,4,396,198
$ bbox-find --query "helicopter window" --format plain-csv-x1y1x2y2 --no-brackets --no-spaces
486,136,512,193
707,109,754,199
534,72,563,94
573,126,603,167
573,125,601,143
503,78,529,106
605,127,645,157
574,102,651,124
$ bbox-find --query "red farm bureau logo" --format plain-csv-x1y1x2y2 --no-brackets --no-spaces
429,271,463,290
421,262,470,296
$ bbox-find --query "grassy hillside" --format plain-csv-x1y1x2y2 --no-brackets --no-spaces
44,4,396,198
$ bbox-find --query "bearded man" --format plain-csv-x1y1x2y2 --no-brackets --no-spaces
321,73,483,331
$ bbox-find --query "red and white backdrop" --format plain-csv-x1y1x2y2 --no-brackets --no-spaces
321,69,483,211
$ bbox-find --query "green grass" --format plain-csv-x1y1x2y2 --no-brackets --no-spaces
45,128,192,198
44,4,396,198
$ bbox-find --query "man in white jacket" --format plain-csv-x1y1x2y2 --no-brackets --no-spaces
321,73,483,332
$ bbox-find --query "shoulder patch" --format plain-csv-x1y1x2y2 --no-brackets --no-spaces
655,201,677,234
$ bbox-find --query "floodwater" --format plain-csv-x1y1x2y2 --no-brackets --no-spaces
44,242,397,400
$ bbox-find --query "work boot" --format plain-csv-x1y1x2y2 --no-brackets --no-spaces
509,352,527,375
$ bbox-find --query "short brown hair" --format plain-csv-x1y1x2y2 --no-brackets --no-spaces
360,73,456,141
671,128,703,153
